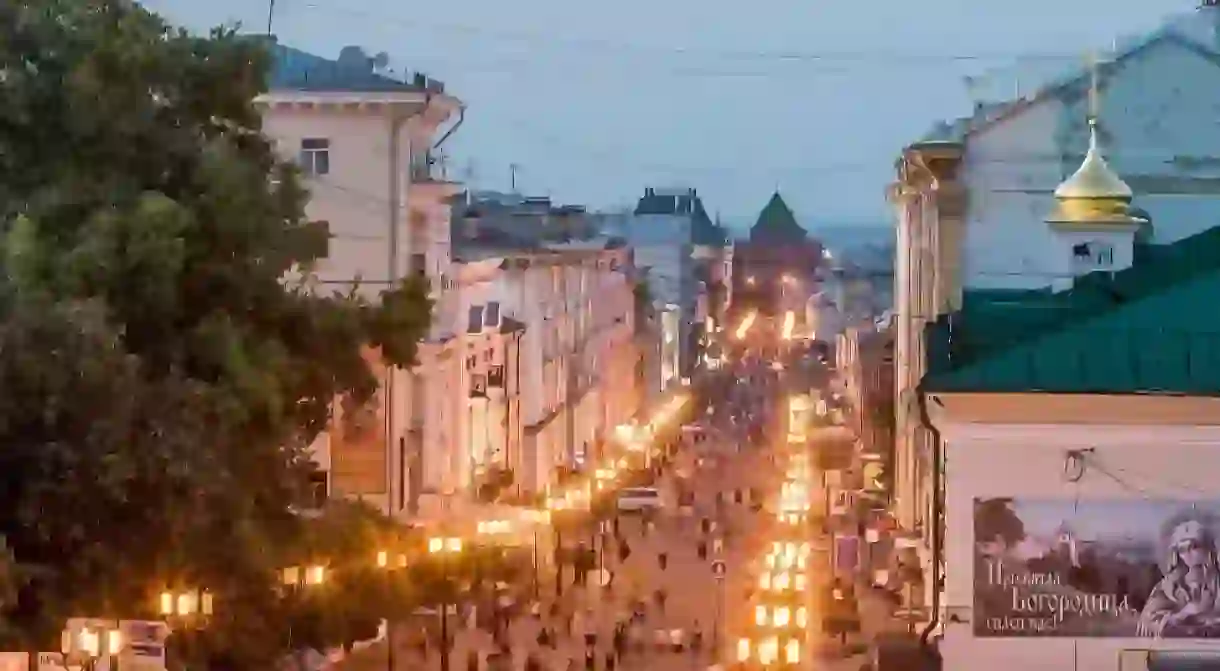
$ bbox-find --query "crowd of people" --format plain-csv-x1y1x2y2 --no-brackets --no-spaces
397,466,761,670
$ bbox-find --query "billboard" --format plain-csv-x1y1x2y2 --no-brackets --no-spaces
974,498,1220,638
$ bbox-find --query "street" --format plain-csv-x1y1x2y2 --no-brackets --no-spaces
364,404,787,670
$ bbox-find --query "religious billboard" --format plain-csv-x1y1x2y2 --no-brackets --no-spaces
974,497,1220,638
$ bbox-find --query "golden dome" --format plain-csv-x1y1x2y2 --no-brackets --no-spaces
1047,119,1144,227
1053,120,1132,200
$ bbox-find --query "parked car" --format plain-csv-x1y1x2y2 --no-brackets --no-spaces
616,487,663,513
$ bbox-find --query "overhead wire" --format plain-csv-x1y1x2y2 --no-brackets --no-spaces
280,0,1089,69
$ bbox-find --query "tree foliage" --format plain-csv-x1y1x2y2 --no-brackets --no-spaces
975,498,1026,548
0,0,432,661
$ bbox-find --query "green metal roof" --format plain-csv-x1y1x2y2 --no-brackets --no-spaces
924,225,1220,394
750,192,806,243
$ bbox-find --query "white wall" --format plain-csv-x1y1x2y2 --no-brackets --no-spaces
940,419,1220,671
961,39,1220,291
262,107,409,295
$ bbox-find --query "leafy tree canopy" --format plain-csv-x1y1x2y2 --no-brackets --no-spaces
0,0,431,661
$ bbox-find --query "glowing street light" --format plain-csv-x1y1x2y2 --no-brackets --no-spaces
159,588,214,618
281,564,327,587
427,536,463,671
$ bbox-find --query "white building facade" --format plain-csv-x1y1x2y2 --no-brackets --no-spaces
487,245,638,495
890,7,1220,626
257,42,464,517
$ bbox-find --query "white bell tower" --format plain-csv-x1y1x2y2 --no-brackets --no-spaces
1044,54,1146,290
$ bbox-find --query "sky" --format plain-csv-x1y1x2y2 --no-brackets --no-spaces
144,0,1193,224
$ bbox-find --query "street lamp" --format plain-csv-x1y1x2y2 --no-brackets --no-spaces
70,624,122,671
159,587,214,621
376,549,408,671
282,564,327,587
427,536,463,671
281,564,326,661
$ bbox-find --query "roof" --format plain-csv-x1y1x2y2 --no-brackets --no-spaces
634,188,699,216
923,224,1220,394
749,192,806,244
268,43,441,93
920,9,1220,143
691,198,729,246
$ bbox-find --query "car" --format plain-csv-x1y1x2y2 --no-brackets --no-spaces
616,487,663,513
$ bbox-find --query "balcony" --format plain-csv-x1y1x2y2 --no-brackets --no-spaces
408,152,462,200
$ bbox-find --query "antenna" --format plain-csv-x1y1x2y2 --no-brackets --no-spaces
509,163,520,192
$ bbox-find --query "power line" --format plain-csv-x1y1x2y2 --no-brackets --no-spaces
285,0,1087,67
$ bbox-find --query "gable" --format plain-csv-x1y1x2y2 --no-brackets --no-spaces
946,33,1220,145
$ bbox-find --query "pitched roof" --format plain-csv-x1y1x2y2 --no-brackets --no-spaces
691,198,728,246
268,43,434,93
923,225,1220,394
634,188,698,216
920,10,1220,143
749,192,806,243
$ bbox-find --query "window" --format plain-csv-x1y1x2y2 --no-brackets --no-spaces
299,138,330,176
1071,240,1115,271
307,470,329,509
485,301,500,327
468,306,484,333
410,253,427,278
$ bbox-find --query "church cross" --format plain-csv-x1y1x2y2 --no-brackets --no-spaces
1087,50,1102,124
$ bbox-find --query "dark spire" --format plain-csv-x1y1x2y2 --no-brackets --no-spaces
749,192,806,243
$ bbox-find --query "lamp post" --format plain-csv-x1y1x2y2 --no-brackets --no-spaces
376,550,408,671
281,563,326,665
160,586,214,669
428,536,463,671
71,623,122,671
159,587,215,622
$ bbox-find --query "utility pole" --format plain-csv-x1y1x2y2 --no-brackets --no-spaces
266,0,276,35
509,163,520,192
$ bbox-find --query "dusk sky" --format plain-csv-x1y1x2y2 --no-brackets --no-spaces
145,0,1192,223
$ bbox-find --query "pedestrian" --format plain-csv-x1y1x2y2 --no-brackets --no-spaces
700,517,711,535
613,622,626,658
654,588,667,614
697,539,708,560
618,539,631,563
584,648,596,670
524,654,543,671
604,650,616,671
657,551,668,571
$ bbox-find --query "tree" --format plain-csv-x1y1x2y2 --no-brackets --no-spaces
974,498,1026,548
0,0,432,663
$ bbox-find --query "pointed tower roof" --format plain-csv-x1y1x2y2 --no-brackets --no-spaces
750,192,806,243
